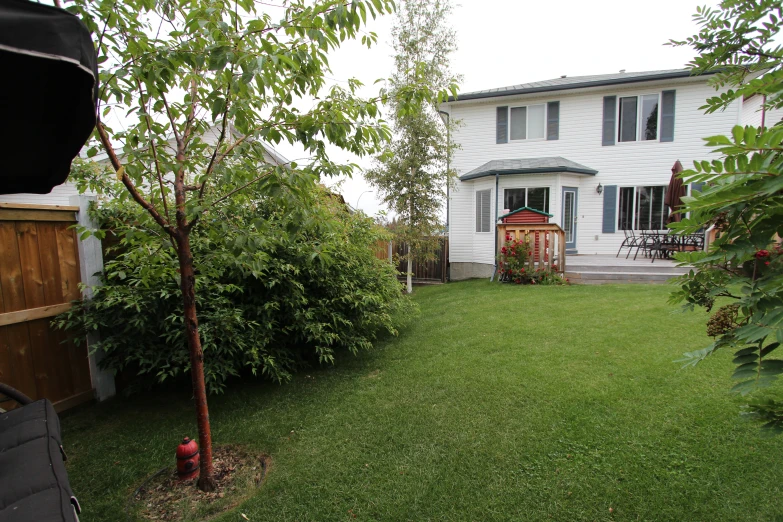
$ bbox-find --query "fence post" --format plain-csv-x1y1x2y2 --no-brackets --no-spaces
388,240,393,264
70,195,116,402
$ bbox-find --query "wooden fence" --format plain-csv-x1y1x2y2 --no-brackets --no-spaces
374,238,449,283
0,203,93,411
496,223,566,274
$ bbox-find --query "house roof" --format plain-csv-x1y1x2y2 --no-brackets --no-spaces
450,69,715,102
460,157,598,181
498,206,553,219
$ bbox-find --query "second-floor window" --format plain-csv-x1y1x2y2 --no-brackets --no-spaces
618,94,659,142
510,104,546,140
496,101,559,144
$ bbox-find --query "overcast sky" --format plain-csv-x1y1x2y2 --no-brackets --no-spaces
266,0,716,217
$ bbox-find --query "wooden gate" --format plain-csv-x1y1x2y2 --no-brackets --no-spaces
0,203,93,411
375,238,449,283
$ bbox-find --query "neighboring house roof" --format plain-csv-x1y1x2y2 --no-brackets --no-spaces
498,206,553,219
450,69,716,102
89,123,289,167
460,157,598,181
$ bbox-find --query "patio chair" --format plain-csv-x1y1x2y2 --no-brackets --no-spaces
616,228,640,258
632,230,657,260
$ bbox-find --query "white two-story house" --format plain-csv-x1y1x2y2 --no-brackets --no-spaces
440,68,774,280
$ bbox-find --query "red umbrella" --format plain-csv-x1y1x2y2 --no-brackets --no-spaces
665,160,686,223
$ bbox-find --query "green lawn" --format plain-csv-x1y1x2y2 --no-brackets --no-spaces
64,281,783,521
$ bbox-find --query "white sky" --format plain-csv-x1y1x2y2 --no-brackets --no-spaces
93,0,718,217
268,0,715,218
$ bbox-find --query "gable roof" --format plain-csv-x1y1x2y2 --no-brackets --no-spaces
498,206,553,219
460,157,597,181
451,69,715,102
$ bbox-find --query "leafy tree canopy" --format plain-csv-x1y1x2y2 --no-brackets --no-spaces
669,0,783,434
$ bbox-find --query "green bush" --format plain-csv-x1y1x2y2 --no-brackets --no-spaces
56,186,416,394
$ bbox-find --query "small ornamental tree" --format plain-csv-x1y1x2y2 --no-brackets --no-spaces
668,1,783,434
365,0,460,293
64,0,433,490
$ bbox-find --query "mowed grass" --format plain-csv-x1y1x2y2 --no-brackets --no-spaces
63,281,783,521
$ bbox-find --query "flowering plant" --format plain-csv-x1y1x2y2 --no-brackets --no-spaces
497,236,567,285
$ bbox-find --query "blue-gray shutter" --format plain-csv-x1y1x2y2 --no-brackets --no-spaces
602,185,618,233
602,96,616,146
547,101,560,140
661,90,676,142
496,106,508,144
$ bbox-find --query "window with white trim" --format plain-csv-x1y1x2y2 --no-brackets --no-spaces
503,187,550,213
509,104,546,141
618,94,659,142
476,189,492,232
617,185,668,230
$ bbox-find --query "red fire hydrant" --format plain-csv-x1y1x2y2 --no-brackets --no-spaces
176,437,199,481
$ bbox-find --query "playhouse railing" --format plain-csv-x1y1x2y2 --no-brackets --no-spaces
496,223,567,274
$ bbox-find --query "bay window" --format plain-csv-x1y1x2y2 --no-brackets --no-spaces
504,187,550,213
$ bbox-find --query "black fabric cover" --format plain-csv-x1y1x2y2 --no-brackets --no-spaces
0,399,78,522
0,0,98,195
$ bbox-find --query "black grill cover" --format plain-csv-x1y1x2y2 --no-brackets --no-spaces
0,0,98,195
0,399,79,521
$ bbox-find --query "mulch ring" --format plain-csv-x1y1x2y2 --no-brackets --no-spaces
131,445,269,521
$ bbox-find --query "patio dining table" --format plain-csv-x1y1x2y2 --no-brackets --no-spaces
639,230,704,262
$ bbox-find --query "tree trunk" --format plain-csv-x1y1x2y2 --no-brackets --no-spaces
175,231,216,492
406,242,413,294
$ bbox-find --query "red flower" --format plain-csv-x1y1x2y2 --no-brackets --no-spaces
501,246,507,254
756,250,770,259
765,261,770,266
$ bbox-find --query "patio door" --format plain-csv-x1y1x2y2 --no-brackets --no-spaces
561,187,578,253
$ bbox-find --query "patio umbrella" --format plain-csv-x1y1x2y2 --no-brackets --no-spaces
664,160,686,223
0,0,98,195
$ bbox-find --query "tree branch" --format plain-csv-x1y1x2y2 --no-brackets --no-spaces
161,92,182,147
200,66,234,201
183,76,199,147
96,121,176,238
136,78,171,223
209,168,276,210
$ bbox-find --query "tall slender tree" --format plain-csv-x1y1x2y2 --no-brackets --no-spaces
365,0,460,293
65,0,430,490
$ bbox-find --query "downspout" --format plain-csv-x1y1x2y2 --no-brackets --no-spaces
438,110,451,281
490,171,499,281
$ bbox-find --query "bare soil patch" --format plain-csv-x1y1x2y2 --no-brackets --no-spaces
132,445,268,521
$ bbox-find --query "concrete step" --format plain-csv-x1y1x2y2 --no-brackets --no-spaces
565,271,684,284
566,264,690,275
